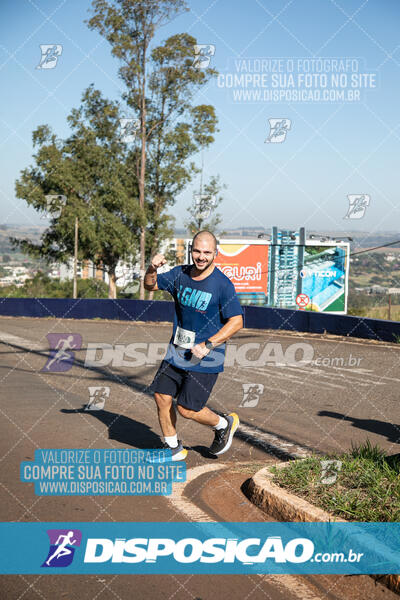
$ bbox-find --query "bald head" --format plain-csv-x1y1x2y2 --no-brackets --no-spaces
192,230,218,251
191,230,218,273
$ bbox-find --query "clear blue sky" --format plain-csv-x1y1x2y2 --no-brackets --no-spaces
1,0,399,238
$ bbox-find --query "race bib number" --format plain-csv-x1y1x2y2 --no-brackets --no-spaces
174,326,196,349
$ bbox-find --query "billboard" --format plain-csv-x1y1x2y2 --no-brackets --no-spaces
267,233,349,313
185,231,349,314
299,244,348,313
213,240,269,306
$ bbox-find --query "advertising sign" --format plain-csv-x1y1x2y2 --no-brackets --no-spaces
266,229,349,313
300,244,348,313
186,233,349,313
213,240,269,306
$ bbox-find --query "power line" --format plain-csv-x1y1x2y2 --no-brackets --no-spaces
350,239,400,257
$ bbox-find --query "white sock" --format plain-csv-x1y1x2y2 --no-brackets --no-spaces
164,434,178,448
214,416,228,430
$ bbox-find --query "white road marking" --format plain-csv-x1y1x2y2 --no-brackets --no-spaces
233,367,347,390
0,331,42,351
237,422,310,459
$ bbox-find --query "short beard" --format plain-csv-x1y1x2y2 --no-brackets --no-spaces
193,256,214,270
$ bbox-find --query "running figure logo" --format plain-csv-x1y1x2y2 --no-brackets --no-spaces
36,44,63,69
119,118,140,142
265,119,291,143
320,460,342,485
42,334,82,372
193,44,215,69
42,529,82,568
41,194,67,219
344,194,370,219
85,386,110,411
239,383,264,408
194,193,217,220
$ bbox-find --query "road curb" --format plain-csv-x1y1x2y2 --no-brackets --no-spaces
247,462,400,596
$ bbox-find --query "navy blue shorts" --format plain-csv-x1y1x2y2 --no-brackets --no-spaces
149,360,218,412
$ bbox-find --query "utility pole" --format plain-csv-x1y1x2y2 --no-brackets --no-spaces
388,292,391,320
73,216,78,299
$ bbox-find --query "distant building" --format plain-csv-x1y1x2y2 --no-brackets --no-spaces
368,284,388,294
58,238,187,286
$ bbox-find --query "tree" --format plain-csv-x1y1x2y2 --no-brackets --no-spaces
87,0,218,298
12,86,140,299
185,174,225,235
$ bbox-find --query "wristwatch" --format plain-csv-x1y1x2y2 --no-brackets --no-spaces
205,339,214,350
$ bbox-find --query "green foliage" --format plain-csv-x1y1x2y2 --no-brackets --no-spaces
13,0,221,301
13,86,141,298
271,445,400,522
350,439,387,462
87,0,219,272
0,271,109,299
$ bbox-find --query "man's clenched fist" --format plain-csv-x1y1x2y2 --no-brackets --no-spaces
151,254,167,270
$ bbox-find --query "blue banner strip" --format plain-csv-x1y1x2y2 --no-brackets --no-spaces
1,522,399,574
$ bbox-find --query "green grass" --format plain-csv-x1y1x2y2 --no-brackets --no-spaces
270,441,400,522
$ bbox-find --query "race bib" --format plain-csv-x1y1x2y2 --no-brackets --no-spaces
174,326,196,349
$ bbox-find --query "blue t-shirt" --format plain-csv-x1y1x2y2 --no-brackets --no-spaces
157,265,242,373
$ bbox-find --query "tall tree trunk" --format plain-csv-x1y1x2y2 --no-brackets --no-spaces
108,269,117,299
73,216,79,299
139,44,147,301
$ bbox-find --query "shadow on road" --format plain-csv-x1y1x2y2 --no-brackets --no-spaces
318,410,400,445
61,407,161,448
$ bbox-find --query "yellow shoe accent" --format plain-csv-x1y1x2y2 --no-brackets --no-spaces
172,448,188,461
228,412,240,433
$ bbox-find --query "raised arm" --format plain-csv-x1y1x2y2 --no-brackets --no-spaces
144,253,167,291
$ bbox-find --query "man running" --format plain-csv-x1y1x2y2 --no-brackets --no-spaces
144,230,243,460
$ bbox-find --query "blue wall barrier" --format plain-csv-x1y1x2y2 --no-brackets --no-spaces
242,305,400,343
0,298,399,343
0,298,174,323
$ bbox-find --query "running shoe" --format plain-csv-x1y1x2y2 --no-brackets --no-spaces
146,441,187,463
209,413,240,456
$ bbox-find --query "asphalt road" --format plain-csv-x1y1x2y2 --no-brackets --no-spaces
0,316,399,600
